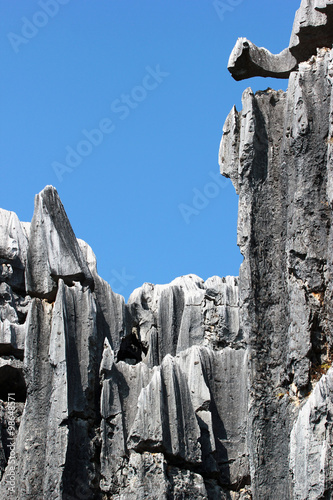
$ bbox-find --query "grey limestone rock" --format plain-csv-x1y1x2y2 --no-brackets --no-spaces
0,1,333,498
78,238,126,357
228,0,333,80
290,367,333,499
228,38,297,81
0,208,28,292
126,274,242,368
0,179,247,498
25,185,94,300
220,43,333,500
127,353,202,463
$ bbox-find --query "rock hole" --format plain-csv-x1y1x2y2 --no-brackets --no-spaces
117,331,148,365
0,365,26,402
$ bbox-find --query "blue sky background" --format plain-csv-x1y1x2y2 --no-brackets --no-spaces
0,0,301,299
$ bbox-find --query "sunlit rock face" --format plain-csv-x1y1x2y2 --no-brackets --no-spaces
221,4,333,496
228,0,333,81
0,186,249,499
220,45,333,500
0,1,333,499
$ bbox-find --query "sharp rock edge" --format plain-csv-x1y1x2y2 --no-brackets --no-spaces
0,1,333,498
228,0,333,81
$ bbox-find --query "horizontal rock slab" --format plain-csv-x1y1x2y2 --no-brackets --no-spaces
228,0,333,80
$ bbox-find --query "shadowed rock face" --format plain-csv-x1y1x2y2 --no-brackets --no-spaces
0,1,332,499
228,0,333,80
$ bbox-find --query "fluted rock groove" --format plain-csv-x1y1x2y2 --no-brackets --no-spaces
1,0,333,498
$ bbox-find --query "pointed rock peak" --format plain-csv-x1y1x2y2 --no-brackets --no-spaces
40,184,57,195
35,185,69,217
0,208,29,292
25,185,94,300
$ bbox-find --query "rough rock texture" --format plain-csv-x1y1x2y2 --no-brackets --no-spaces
0,187,248,499
0,1,333,498
228,0,333,80
290,367,333,499
25,185,94,300
220,46,333,499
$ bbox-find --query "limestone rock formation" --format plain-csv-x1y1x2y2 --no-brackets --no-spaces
290,367,333,499
0,185,248,498
228,0,333,80
220,44,333,500
25,185,94,300
0,0,333,498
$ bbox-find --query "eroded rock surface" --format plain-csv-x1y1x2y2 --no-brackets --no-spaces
25,185,94,300
0,1,332,498
228,0,333,80
0,186,247,499
290,367,333,499
220,46,333,499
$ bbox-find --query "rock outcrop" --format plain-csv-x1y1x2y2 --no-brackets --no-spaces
0,186,249,499
25,186,94,300
228,0,333,80
0,0,333,498
221,37,333,500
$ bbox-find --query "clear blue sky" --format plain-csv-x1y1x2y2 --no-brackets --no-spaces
0,0,300,299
